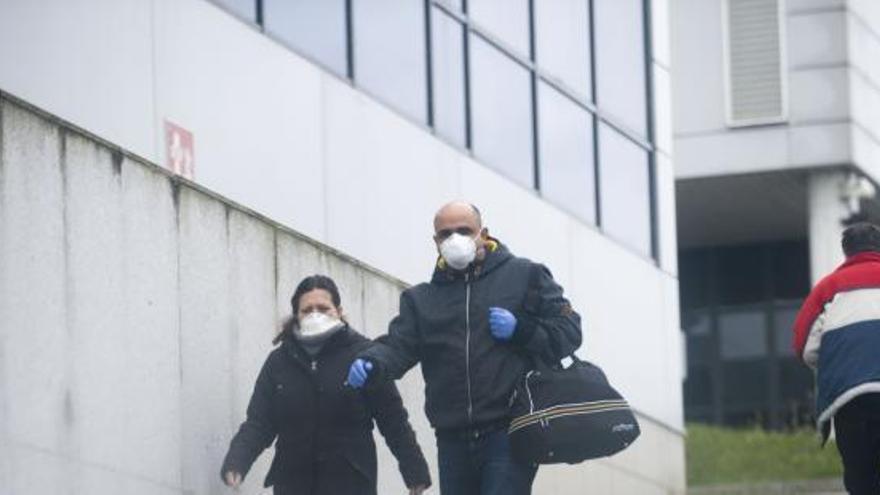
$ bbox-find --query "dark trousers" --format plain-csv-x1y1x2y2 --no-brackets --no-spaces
834,393,880,495
437,424,537,495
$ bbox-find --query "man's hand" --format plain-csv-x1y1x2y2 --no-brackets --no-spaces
347,358,373,388
488,307,517,341
409,484,428,495
223,471,242,489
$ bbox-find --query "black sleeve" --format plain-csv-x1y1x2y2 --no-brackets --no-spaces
359,291,422,383
511,263,583,363
365,381,432,489
220,356,278,481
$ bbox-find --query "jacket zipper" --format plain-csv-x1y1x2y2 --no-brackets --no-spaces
465,273,474,424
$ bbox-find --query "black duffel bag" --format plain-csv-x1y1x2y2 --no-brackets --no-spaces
508,356,640,465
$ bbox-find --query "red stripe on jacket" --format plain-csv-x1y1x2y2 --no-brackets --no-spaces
792,252,880,360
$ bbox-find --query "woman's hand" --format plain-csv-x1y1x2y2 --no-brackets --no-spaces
408,485,428,495
223,471,242,489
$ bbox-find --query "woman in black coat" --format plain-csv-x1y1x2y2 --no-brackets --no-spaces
221,275,431,495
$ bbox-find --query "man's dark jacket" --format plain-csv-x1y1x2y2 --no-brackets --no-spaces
221,326,431,494
360,240,583,431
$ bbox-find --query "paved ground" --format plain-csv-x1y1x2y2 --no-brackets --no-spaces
687,478,845,495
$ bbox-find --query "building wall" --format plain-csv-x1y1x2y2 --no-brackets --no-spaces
848,0,880,181
0,96,684,494
671,0,880,180
0,0,685,492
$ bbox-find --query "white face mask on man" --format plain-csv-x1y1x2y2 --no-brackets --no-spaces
297,311,344,340
440,232,477,270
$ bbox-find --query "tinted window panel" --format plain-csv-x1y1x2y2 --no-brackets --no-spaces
538,82,595,222
264,0,347,76
469,35,534,188
718,309,767,360
213,0,257,22
353,0,427,122
594,0,647,135
468,0,530,56
534,0,592,99
772,306,798,357
598,124,651,256
432,9,467,147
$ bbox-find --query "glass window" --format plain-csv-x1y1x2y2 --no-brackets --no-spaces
436,0,464,12
772,241,810,300
594,0,647,135
537,82,595,223
772,306,799,357
263,0,348,77
467,0,530,57
431,9,467,147
213,0,258,22
353,0,427,123
722,359,768,409
684,310,713,366
534,0,592,99
469,35,534,188
598,124,651,256
684,367,713,407
718,309,767,360
717,245,766,306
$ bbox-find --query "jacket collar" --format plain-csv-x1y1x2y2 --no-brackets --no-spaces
282,324,356,362
839,251,880,270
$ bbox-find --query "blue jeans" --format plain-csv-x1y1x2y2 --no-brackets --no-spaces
437,425,537,495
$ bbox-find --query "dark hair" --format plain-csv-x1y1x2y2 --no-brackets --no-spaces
274,274,342,344
842,222,880,257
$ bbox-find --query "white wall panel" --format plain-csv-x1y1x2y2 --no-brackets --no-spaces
0,0,155,160
153,0,327,241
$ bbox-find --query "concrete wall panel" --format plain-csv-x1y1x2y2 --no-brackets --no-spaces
117,157,182,486
787,11,847,68
789,68,850,123
177,186,234,495
0,101,69,488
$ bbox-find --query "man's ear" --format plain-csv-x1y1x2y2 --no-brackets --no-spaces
480,227,490,239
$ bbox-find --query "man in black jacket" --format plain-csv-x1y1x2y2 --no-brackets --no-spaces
347,202,582,495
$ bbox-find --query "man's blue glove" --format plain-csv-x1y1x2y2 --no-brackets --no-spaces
488,307,517,341
347,358,373,389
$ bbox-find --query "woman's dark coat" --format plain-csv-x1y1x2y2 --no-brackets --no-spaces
221,325,431,494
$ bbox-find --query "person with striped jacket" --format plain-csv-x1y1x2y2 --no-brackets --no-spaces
792,222,880,494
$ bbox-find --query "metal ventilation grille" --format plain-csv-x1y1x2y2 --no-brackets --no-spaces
724,0,787,126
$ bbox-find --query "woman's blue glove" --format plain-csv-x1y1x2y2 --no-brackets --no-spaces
346,358,373,388
488,307,517,341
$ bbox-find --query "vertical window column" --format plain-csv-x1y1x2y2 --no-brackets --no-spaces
431,8,468,148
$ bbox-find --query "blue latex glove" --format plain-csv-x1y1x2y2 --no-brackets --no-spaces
488,307,517,341
347,358,373,389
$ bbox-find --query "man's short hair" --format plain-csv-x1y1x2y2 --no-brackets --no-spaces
842,222,880,257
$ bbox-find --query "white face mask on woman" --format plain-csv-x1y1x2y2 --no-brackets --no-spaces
296,311,344,341
440,232,477,270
